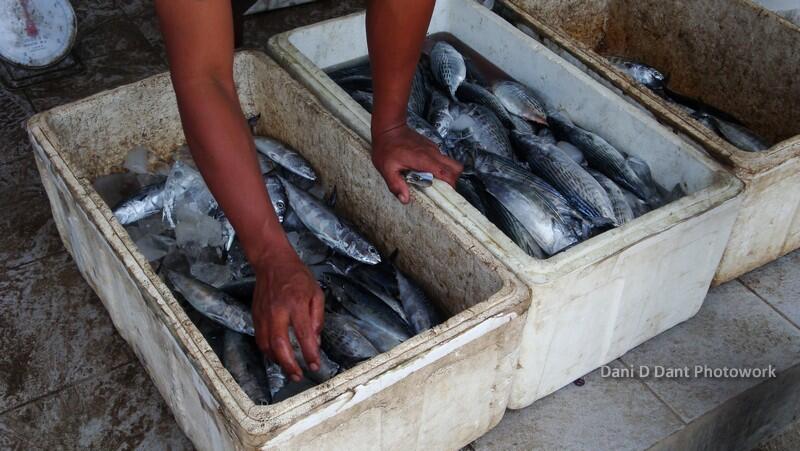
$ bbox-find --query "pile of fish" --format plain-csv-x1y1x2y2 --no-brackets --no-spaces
94,137,441,405
607,57,772,152
331,40,680,259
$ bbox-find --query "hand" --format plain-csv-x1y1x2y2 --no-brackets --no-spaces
251,244,324,381
372,124,463,204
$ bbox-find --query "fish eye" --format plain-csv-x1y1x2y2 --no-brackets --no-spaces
368,246,378,255
276,201,285,209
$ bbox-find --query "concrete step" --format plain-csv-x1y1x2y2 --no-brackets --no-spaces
473,250,800,450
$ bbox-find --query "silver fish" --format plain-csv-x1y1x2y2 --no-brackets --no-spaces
351,90,374,112
481,173,580,256
408,110,445,149
588,169,635,225
456,175,489,216
167,270,254,335
325,273,412,352
395,270,440,334
430,41,467,100
404,171,434,188
556,141,586,166
113,182,165,225
264,358,286,400
513,131,618,226
322,312,379,366
492,80,548,125
457,81,515,127
547,111,659,205
623,189,651,218
451,104,514,159
254,136,317,181
223,330,271,404
409,64,430,117
278,176,381,265
490,193,547,259
427,90,454,137
288,328,339,383
707,114,770,152
607,57,667,92
264,174,287,222
537,127,557,145
509,114,535,135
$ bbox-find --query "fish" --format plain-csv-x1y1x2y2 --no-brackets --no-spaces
509,114,535,135
481,173,580,256
512,131,618,226
278,176,381,265
456,175,490,216
223,330,271,404
322,312,379,367
264,359,286,400
113,182,165,225
588,169,635,225
409,63,430,117
430,41,467,100
457,81,515,127
556,141,586,166
489,192,547,258
606,57,667,92
537,128,557,145
219,277,256,302
288,329,340,383
286,229,329,266
547,111,659,204
704,113,770,152
450,104,514,159
327,270,409,327
254,136,317,181
264,174,287,222
350,90,374,112
465,146,590,239
404,171,434,188
336,74,373,93
325,273,412,352
166,270,254,335
395,270,440,334
408,110,445,148
623,189,651,218
427,90,454,137
491,81,547,125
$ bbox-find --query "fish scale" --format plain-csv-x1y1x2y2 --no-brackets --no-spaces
492,81,548,125
457,81,515,128
452,104,514,159
430,41,467,100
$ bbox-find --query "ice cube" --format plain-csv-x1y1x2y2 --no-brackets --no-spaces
287,230,328,266
124,145,152,175
174,203,224,248
163,162,218,228
135,234,176,262
190,261,233,288
226,242,254,279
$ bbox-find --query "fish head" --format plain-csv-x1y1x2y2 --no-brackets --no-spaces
351,242,382,265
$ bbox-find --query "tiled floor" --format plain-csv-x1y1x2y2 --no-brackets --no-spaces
1,1,798,450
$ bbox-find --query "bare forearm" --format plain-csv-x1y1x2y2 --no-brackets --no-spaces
366,0,436,139
172,77,291,266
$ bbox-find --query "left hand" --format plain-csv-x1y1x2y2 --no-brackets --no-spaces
371,124,463,204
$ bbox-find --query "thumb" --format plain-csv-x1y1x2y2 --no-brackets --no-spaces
381,165,411,204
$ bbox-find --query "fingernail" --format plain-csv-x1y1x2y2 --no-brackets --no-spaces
291,374,302,382
310,362,320,372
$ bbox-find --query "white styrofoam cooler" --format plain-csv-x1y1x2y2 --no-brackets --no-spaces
27,52,530,450
267,0,743,409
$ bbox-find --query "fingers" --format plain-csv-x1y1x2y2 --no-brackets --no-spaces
269,308,303,381
310,288,325,337
381,164,411,204
413,150,463,187
293,313,321,373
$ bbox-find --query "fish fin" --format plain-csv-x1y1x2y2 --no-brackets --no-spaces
325,186,338,208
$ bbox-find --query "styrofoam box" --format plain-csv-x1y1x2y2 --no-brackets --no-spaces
498,0,800,284
267,0,744,409
27,52,531,450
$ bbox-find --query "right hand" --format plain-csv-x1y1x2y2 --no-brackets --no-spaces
252,244,324,381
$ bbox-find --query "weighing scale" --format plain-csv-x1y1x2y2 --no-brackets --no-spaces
0,0,82,89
